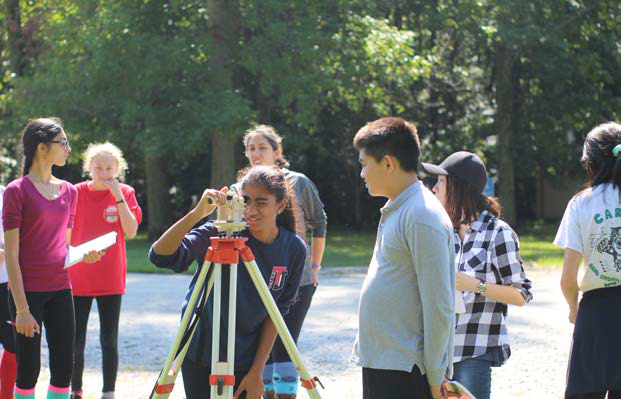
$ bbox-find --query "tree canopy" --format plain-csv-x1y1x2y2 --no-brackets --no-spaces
0,0,618,233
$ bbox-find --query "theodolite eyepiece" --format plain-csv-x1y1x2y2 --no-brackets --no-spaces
207,192,247,237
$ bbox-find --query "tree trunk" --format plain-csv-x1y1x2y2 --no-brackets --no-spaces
207,0,241,187
4,0,25,76
145,154,172,240
211,134,236,189
495,43,517,224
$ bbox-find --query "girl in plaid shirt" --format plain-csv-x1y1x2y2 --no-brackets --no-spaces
554,122,621,399
422,152,532,399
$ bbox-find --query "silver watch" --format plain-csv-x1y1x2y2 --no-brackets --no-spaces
476,280,487,294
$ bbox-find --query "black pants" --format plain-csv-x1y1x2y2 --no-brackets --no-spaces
0,283,15,353
72,295,122,392
567,391,621,399
362,366,433,399
9,289,75,389
181,357,247,399
269,284,316,364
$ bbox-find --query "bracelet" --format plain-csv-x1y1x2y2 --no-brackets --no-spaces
311,263,321,270
16,306,29,315
116,198,125,205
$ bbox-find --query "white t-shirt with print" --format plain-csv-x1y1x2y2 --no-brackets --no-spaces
554,183,621,292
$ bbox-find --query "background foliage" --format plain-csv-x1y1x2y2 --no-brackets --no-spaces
0,0,618,235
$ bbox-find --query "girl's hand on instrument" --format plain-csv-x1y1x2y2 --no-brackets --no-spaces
15,311,40,338
193,187,229,219
83,249,103,263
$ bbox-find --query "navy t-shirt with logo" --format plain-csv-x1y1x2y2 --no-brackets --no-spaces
149,222,306,371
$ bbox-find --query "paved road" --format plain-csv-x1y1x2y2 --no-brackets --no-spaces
29,267,570,398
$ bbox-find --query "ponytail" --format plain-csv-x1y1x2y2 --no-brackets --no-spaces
19,117,64,176
613,155,621,193
577,122,621,200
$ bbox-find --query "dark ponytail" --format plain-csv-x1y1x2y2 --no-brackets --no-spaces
240,165,302,236
578,122,621,199
19,117,64,176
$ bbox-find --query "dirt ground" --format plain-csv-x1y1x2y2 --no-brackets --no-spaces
27,267,571,399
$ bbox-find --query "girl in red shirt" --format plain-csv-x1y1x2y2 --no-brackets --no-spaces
68,142,142,399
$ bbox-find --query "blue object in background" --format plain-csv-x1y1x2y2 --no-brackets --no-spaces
483,178,495,197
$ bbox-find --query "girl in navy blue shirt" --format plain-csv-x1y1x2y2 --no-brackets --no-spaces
149,165,306,399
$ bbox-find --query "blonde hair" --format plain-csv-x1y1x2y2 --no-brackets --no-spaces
82,141,128,181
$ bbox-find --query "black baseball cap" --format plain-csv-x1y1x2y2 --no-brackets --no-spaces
421,151,487,193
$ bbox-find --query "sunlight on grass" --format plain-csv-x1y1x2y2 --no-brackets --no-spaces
125,221,565,274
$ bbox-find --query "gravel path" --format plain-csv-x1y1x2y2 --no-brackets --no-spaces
27,267,570,399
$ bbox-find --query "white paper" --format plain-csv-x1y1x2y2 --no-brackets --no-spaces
455,291,466,314
64,231,117,269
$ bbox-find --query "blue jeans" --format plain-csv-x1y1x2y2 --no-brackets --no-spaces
453,348,502,399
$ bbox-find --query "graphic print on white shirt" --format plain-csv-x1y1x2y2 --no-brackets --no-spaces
554,183,621,292
590,226,621,286
104,205,119,223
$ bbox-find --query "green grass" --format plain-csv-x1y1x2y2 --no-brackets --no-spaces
516,221,564,268
125,228,378,274
125,236,163,273
125,221,564,274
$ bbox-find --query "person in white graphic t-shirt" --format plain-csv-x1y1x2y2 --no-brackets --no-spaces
554,121,621,399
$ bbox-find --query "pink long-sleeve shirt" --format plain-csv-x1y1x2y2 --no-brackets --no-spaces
2,176,77,292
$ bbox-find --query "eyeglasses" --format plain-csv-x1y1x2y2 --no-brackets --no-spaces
50,139,70,147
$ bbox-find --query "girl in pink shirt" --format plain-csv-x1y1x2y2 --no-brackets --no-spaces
3,118,101,399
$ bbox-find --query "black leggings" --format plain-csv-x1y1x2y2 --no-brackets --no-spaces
72,295,122,393
567,391,621,399
269,284,316,364
0,283,15,353
9,289,75,389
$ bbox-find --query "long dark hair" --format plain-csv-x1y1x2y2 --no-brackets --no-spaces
578,122,621,197
242,125,290,168
19,117,64,176
240,165,301,235
445,175,502,229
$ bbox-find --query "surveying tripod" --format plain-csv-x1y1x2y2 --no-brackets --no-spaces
150,193,323,399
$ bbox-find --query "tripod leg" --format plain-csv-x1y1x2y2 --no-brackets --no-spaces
243,260,323,399
150,261,215,399
226,264,238,396
210,263,238,399
211,263,223,398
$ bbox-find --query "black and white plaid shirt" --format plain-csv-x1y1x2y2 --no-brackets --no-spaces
453,210,533,364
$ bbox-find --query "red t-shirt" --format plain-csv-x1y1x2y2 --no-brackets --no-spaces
69,181,142,296
2,176,77,292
